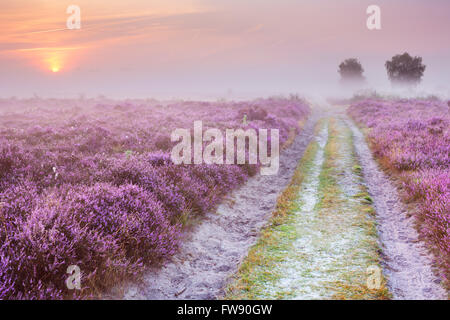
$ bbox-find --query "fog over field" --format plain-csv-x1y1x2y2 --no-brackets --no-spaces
1,0,449,100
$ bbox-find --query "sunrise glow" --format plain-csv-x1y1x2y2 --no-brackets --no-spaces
0,0,449,98
47,55,63,73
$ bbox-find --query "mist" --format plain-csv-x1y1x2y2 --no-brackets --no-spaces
1,0,449,100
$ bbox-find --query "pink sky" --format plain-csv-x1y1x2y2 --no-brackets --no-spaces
1,0,449,98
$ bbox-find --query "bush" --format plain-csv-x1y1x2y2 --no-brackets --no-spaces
0,183,180,299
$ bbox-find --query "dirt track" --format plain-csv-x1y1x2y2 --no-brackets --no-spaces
108,106,447,300
347,117,446,300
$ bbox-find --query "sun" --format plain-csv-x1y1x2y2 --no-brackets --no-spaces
51,66,60,73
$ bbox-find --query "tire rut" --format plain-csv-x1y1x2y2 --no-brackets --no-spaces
346,117,447,300
253,117,385,299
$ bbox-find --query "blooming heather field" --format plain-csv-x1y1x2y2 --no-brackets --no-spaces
0,97,309,299
348,99,450,287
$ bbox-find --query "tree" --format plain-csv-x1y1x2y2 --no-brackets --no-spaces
385,52,426,86
338,58,365,84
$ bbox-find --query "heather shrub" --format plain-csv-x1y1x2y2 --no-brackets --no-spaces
0,203,126,299
147,152,172,166
348,99,450,288
62,183,179,263
402,170,449,261
154,135,172,151
0,142,29,183
237,106,268,121
0,97,310,299
0,181,38,241
0,183,180,299
97,156,189,217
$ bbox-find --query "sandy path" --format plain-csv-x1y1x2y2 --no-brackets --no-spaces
237,117,386,299
228,111,446,300
108,105,446,300
109,114,319,300
346,117,447,300
259,121,330,299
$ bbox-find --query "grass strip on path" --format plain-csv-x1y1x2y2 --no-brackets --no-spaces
225,117,390,300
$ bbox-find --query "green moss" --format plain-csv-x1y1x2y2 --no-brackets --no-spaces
353,165,362,174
